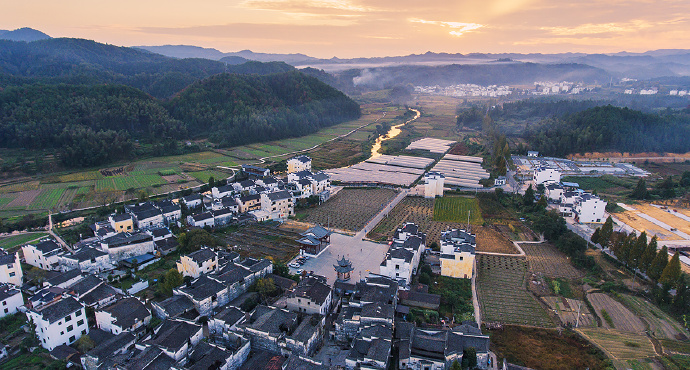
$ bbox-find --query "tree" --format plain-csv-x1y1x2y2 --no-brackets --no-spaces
660,253,682,288
461,347,478,369
648,245,669,282
158,268,184,297
639,236,658,273
599,216,614,246
628,231,647,269
631,179,648,199
178,229,219,253
74,335,95,352
591,228,601,244
536,195,547,210
419,273,431,285
256,277,277,303
208,176,216,189
450,360,462,370
523,184,535,206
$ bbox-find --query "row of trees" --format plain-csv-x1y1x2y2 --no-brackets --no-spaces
592,217,683,288
631,173,690,200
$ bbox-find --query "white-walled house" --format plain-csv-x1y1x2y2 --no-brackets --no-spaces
145,318,203,361
0,251,22,286
260,190,294,220
379,235,425,285
187,212,215,228
286,275,332,315
545,183,564,202
27,297,89,350
533,167,561,185
424,172,445,198
177,248,219,278
23,239,64,271
95,297,151,335
0,283,23,318
573,193,607,223
58,247,112,274
287,156,312,174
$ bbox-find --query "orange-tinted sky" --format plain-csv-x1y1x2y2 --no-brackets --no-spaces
5,0,690,58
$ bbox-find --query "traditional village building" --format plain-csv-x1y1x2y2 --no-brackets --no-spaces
0,250,22,286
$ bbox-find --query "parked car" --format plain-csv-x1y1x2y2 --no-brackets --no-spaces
295,269,304,275
289,262,300,269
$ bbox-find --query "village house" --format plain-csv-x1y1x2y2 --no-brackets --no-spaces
209,305,245,336
241,305,323,357
188,211,215,228
297,225,332,256
286,274,332,315
210,196,240,212
64,275,118,309
379,223,426,285
182,194,204,209
58,246,112,274
147,227,173,241
533,167,561,185
108,214,135,233
0,283,23,318
144,318,204,361
573,193,607,223
260,190,294,220
177,248,219,278
212,184,235,199
95,297,151,335
439,229,476,279
256,176,281,191
44,269,83,289
398,323,491,369
186,337,251,370
173,275,229,316
155,199,182,225
125,202,165,229
0,250,22,286
212,208,235,226
242,164,270,178
287,156,312,174
26,297,89,350
151,295,198,320
233,179,256,193
80,332,136,370
345,324,393,369
237,194,261,213
100,231,155,262
23,239,64,271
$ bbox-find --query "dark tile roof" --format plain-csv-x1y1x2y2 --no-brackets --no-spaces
34,239,62,254
239,180,255,188
215,184,234,194
291,316,320,343
67,275,103,295
0,284,20,301
86,332,135,362
80,283,118,306
292,275,331,305
183,194,202,202
301,225,332,239
292,155,311,163
186,248,216,264
178,275,226,301
102,232,153,248
398,291,441,308
191,212,214,222
149,227,171,238
311,172,329,182
0,251,17,266
214,306,244,326
215,263,250,285
147,319,202,353
50,344,79,361
293,170,313,179
246,305,298,335
262,177,278,184
126,346,176,370
387,247,414,263
68,246,108,262
239,194,261,203
240,349,286,370
154,295,195,318
283,355,328,370
155,199,180,213
188,341,233,370
99,297,150,330
266,273,297,291
87,328,116,343
361,302,394,321
36,297,83,324
155,237,178,252
298,178,312,186
266,190,292,201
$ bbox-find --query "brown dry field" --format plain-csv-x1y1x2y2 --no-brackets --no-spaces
475,227,520,254
613,211,681,241
6,189,41,207
521,243,584,279
587,293,646,332
629,203,690,235
542,296,597,327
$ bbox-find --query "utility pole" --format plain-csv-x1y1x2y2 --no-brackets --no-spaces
575,301,582,328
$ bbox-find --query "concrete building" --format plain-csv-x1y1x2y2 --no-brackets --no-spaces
58,247,112,274
177,248,219,278
439,229,476,279
533,167,561,185
0,283,23,318
424,172,445,198
173,275,229,317
182,194,204,209
155,199,182,226
108,214,134,233
573,193,607,223
0,250,22,286
95,297,151,335
188,211,215,228
237,194,261,213
287,156,312,174
100,231,155,262
23,239,64,271
286,274,332,315
545,183,564,202
260,190,295,220
494,176,506,186
380,223,426,285
27,297,89,350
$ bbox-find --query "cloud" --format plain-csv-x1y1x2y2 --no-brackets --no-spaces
240,0,373,13
409,18,484,36
541,20,651,36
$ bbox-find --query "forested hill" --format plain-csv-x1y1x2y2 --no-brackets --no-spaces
167,71,361,147
0,38,299,98
0,72,361,168
525,105,690,156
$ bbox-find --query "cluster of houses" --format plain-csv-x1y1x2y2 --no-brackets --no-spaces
188,155,331,225
534,167,608,223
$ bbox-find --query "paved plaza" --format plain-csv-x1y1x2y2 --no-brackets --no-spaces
289,232,391,285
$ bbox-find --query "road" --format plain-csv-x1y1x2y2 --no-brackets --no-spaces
48,214,74,253
354,188,409,240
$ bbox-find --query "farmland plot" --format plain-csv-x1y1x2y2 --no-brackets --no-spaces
7,190,42,208
521,243,584,279
300,188,397,232
433,196,484,224
587,293,645,332
220,224,302,262
542,296,597,327
476,255,554,327
617,294,686,341
578,327,656,360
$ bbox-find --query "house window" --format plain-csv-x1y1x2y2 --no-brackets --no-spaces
3,308,7,314
7,264,12,269
67,325,73,332
395,265,399,270
75,311,82,316
69,335,75,343
2,301,5,306
9,272,15,277
77,319,84,326
82,329,87,335
65,314,71,321
298,299,301,303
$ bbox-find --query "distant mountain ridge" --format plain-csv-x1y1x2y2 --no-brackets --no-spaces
0,27,51,42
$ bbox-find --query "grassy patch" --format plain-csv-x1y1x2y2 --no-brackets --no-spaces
428,275,473,321
187,170,232,183
601,309,615,328
489,325,611,370
27,188,65,210
0,232,48,250
433,196,484,224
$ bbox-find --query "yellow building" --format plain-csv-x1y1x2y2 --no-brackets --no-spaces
439,229,476,279
109,214,134,233
287,155,312,174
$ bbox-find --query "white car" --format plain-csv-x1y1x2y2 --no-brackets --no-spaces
289,262,300,269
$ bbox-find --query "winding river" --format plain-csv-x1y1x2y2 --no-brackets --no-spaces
369,108,421,159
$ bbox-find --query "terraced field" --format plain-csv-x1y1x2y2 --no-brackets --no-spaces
578,327,656,360
300,188,398,231
521,242,584,279
587,293,646,332
617,294,686,340
0,232,48,250
476,254,553,327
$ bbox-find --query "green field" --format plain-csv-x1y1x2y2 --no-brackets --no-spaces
28,189,65,210
0,232,48,250
433,196,484,224
577,328,656,360
476,255,553,327
188,170,232,183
